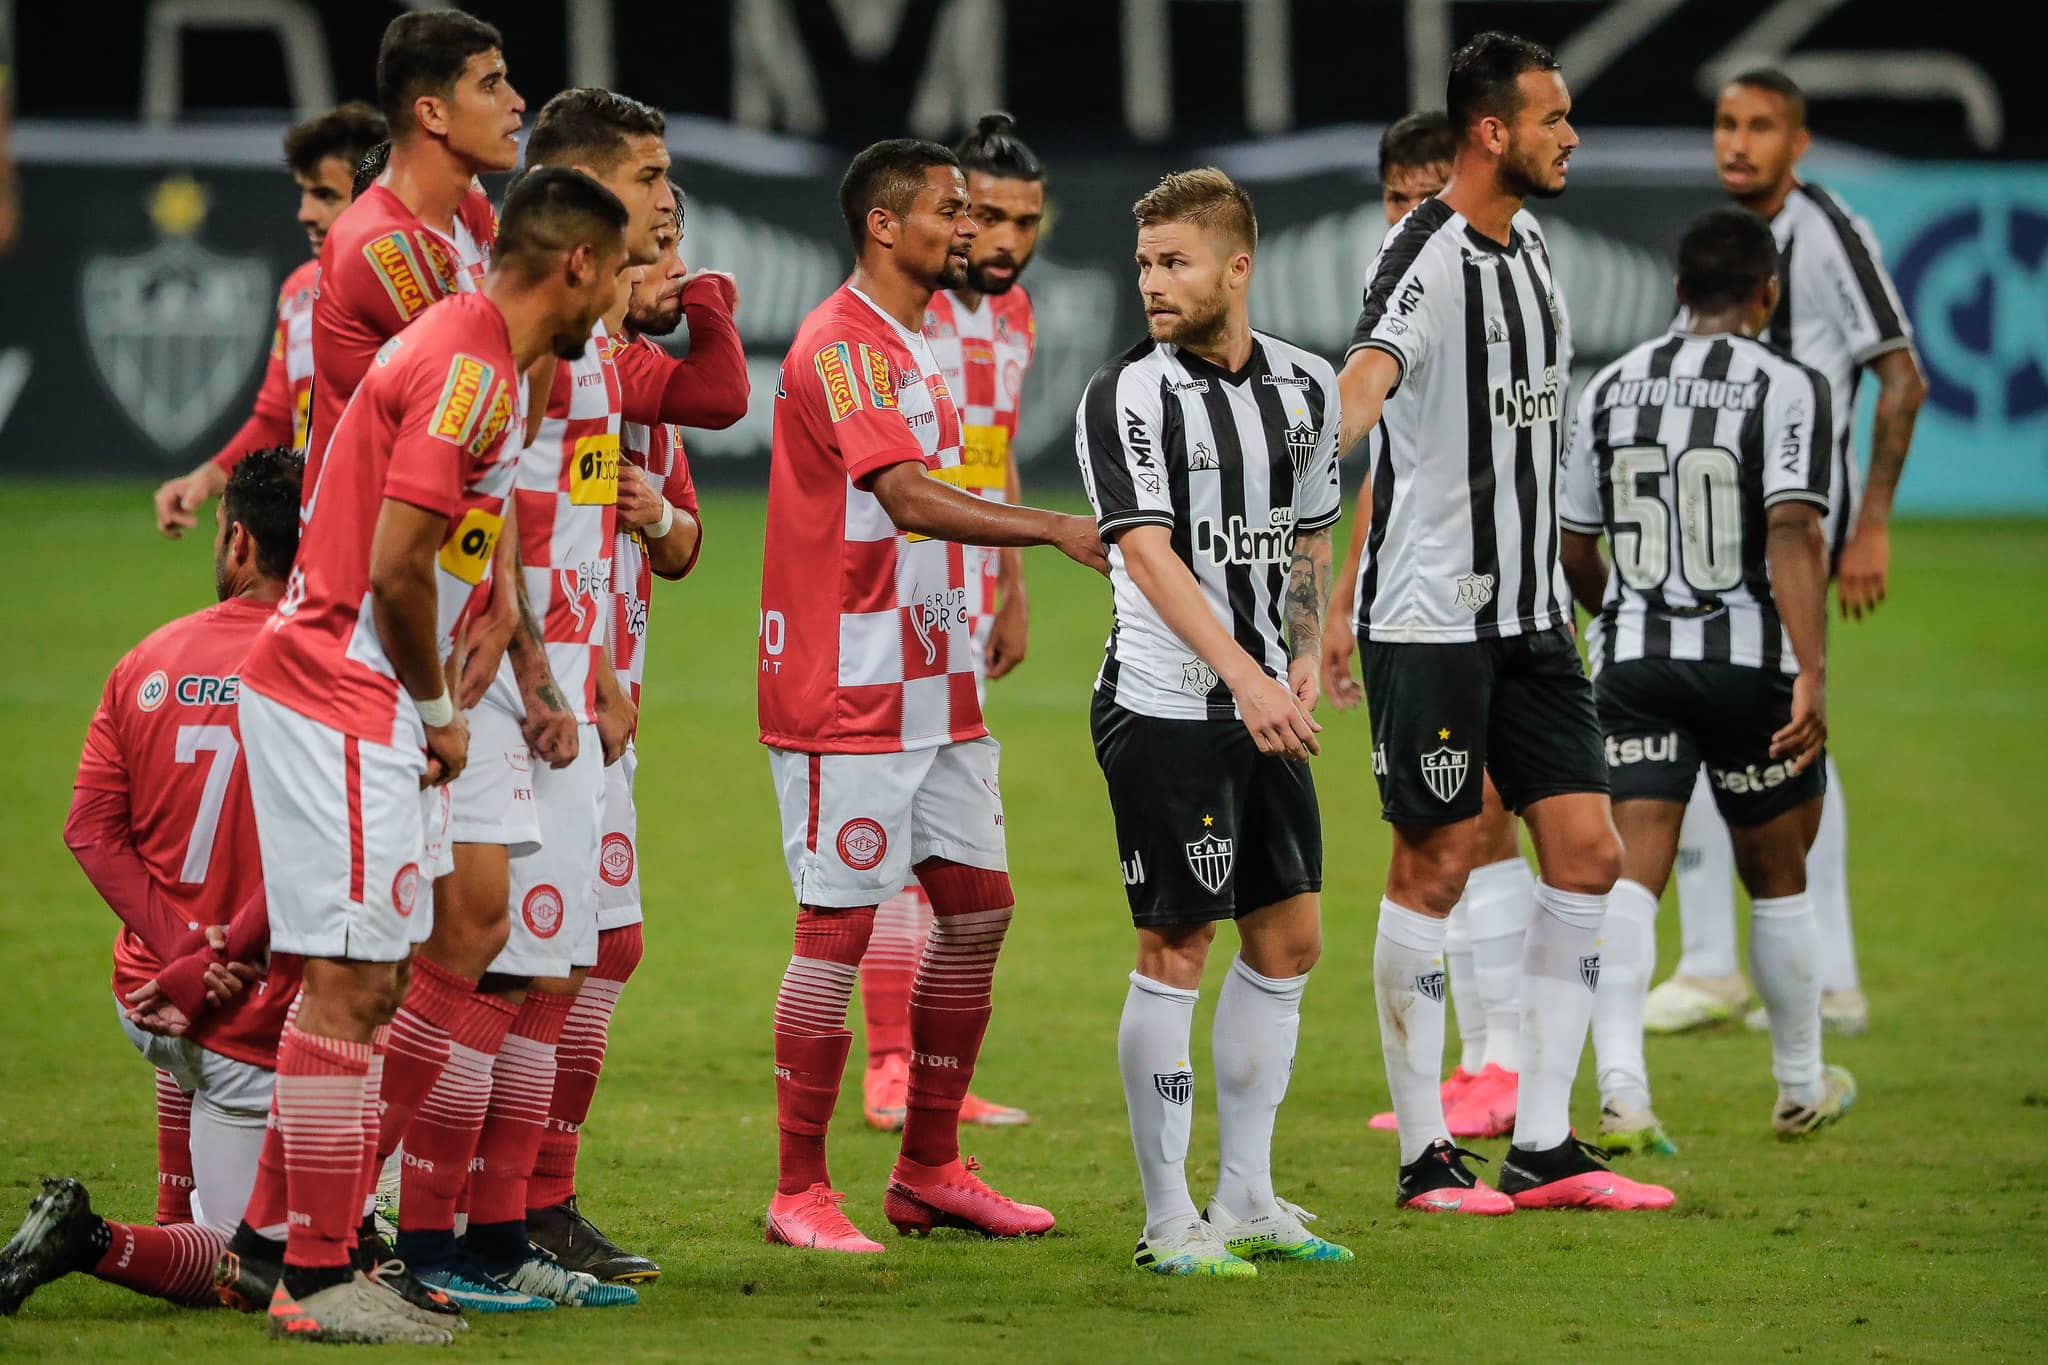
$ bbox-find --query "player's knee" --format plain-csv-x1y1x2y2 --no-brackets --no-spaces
1553,827,1623,896
1136,923,1215,989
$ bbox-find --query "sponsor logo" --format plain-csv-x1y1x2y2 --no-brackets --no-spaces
1579,953,1601,991
1167,377,1210,395
1417,968,1446,1003
1153,1070,1194,1105
365,232,433,320
505,748,531,775
522,884,564,939
1380,316,1410,338
430,354,493,446
1395,277,1426,317
1779,400,1808,475
774,1064,792,1079
469,382,515,458
435,507,504,587
1485,315,1509,344
960,423,1009,489
836,817,888,870
136,670,170,712
1605,732,1681,766
912,1051,960,1069
1123,407,1156,488
1196,508,1295,566
417,232,461,294
1180,659,1219,696
1188,440,1219,472
1419,743,1469,803
570,432,621,505
908,586,969,666
401,1151,433,1173
1185,819,1233,894
1453,572,1496,613
1601,376,1760,413
175,674,242,706
815,341,862,421
599,832,635,887
1122,851,1146,886
1262,373,1309,388
1372,743,1388,776
1493,373,1562,430
860,343,897,408
392,862,420,918
1421,1196,1464,1211
559,557,613,635
1708,759,1803,793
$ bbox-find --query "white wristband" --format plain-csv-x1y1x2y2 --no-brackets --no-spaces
415,690,455,728
650,499,676,539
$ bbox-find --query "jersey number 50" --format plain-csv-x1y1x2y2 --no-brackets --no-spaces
1608,443,1744,595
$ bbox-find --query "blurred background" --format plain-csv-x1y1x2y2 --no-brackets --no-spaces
0,0,2041,511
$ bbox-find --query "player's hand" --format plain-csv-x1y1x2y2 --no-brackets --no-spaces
1051,514,1109,575
153,463,226,538
123,981,194,1038
616,461,665,530
422,714,469,788
594,687,635,767
1836,521,1889,621
1238,671,1322,760
985,589,1029,679
1320,612,1362,711
1771,672,1827,774
520,684,580,769
685,267,739,311
1289,653,1321,715
458,599,514,711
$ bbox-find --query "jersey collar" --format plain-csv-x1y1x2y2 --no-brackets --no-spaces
1172,338,1265,386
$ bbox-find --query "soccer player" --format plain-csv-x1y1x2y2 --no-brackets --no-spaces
1080,168,1352,1277
1336,32,1671,1212
758,138,1104,1252
0,449,305,1318
1330,110,1538,1144
234,167,630,1344
1646,69,1927,1039
860,111,1045,1134
152,103,387,537
1563,206,1858,1147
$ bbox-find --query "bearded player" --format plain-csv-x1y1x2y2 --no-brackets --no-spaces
859,111,1045,1133
1330,111,1540,1145
152,104,386,536
759,139,1105,1252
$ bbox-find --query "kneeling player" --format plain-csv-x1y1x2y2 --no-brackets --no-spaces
1081,170,1351,1277
1560,207,1856,1149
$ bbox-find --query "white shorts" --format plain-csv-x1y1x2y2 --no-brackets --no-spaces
116,997,275,1114
421,783,455,880
241,688,436,962
596,742,642,931
446,681,541,853
492,722,604,978
115,998,271,1234
767,736,1007,908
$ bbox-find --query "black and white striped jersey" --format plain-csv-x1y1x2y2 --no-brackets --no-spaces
1345,199,1576,643
1560,329,1833,674
1076,331,1343,721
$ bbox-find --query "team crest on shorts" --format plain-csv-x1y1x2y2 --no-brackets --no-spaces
836,818,888,871
1417,968,1446,1003
1453,573,1496,613
1579,954,1601,991
135,669,170,712
1419,746,1469,804
391,862,420,918
1153,1070,1193,1105
1185,829,1234,894
522,885,564,939
599,833,635,887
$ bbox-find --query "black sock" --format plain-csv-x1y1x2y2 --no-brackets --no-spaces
461,1219,528,1276
394,1227,460,1271
227,1220,285,1262
281,1261,355,1299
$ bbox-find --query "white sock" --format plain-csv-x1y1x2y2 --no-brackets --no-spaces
1512,881,1605,1151
1374,899,1450,1164
1466,857,1534,1073
1210,956,1306,1220
1444,897,1484,1075
1674,767,1740,978
1750,893,1824,1107
1590,878,1658,1110
1118,972,1201,1239
1809,755,1859,992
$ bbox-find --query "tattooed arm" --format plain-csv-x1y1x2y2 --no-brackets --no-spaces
1285,527,1334,713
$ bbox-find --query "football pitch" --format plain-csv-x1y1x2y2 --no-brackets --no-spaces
1,481,2043,1362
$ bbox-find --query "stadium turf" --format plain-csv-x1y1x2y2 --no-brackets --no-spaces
1,482,2043,1361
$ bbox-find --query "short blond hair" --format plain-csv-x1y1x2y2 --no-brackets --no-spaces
1132,167,1257,256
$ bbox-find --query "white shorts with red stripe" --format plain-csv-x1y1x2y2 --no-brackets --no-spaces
766,736,1007,909
595,742,641,931
491,721,604,979
240,687,435,963
445,677,541,853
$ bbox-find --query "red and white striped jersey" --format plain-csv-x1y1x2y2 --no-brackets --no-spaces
208,259,321,472
921,285,1035,618
759,284,982,755
610,331,703,707
514,320,623,723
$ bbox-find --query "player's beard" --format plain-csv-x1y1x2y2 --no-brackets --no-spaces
626,299,683,337
936,253,971,292
1150,286,1230,350
965,248,1032,296
212,550,230,603
552,328,591,360
1500,137,1567,201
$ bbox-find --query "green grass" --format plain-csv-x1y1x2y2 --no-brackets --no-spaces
2,483,2045,1361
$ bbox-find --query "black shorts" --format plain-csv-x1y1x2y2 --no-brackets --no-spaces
1090,691,1322,928
1360,626,1607,825
1595,658,1826,827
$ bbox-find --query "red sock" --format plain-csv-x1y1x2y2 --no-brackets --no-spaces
900,862,1013,1167
153,1069,195,1224
365,958,474,1209
349,1024,391,1226
468,991,574,1228
773,905,874,1195
530,924,643,1210
398,989,518,1235
858,885,928,1064
272,1023,373,1269
93,1220,228,1306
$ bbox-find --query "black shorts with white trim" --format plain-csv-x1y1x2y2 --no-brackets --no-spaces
1360,625,1607,825
1089,690,1322,929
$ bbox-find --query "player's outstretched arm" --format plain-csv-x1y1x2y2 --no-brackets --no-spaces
1766,501,1829,773
1336,347,1399,458
1119,524,1320,760
369,497,469,786
1285,527,1333,714
1837,346,1928,621
869,461,1106,573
